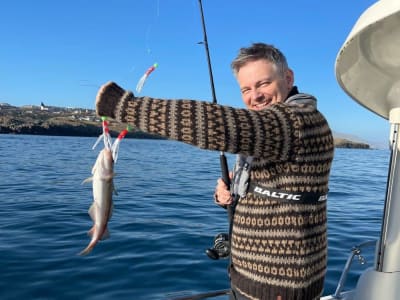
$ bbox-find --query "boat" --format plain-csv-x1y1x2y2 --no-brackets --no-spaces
173,0,400,299
323,0,400,299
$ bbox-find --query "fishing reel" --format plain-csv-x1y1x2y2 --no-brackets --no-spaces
205,233,230,260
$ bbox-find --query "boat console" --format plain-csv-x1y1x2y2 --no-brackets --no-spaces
335,0,400,299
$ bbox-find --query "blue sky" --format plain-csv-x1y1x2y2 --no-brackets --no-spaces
0,0,389,147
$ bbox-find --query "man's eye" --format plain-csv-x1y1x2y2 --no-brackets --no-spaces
241,89,250,95
260,81,271,87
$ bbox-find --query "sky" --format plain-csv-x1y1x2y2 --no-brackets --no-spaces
0,0,389,147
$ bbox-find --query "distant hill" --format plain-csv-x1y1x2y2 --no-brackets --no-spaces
0,103,162,139
333,137,370,149
0,103,370,149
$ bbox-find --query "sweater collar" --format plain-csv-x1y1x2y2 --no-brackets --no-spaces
286,86,299,99
284,86,317,108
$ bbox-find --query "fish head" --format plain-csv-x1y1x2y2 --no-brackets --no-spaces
101,149,114,171
91,148,114,177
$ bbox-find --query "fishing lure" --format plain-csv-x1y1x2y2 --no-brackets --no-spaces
111,125,132,163
136,63,158,93
92,117,131,163
92,116,112,150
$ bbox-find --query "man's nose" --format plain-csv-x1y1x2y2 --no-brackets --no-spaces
250,89,263,101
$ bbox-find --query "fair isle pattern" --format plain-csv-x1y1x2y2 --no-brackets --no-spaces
117,97,298,160
96,83,334,300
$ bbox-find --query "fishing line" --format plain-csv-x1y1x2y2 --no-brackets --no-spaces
136,0,160,93
78,79,101,88
143,0,160,62
92,116,132,163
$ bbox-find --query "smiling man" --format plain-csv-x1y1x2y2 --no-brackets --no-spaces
96,43,334,300
236,54,294,110
215,43,334,300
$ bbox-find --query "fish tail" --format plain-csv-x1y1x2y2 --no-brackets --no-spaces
79,241,97,256
88,225,110,240
79,226,98,256
79,225,110,255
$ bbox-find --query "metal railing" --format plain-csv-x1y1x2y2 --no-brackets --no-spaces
332,240,377,299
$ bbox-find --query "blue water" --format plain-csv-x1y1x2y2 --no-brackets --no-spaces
0,135,390,299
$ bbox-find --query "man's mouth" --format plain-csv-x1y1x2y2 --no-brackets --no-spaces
253,100,271,110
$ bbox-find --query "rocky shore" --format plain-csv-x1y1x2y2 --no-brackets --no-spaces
0,103,370,148
333,137,370,149
0,103,162,139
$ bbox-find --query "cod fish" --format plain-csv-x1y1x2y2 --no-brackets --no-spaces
80,148,115,255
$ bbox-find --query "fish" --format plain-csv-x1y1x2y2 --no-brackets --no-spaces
79,148,115,255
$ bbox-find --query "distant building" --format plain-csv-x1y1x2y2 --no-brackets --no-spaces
40,102,49,111
22,105,37,109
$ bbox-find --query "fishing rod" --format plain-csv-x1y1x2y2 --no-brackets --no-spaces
197,0,233,261
198,0,217,105
197,0,230,192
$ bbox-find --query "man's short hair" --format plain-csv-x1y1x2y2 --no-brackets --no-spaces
231,43,289,77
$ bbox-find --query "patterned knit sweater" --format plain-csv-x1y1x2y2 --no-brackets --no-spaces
96,82,334,300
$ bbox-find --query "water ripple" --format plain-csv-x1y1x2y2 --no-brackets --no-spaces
0,135,390,299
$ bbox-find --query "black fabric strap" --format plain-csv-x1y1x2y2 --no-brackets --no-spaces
248,182,327,204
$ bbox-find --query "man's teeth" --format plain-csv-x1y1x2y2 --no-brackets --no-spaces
256,102,267,108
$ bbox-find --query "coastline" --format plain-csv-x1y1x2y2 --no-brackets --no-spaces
0,103,370,148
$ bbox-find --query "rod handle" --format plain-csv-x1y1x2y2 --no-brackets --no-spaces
220,152,230,186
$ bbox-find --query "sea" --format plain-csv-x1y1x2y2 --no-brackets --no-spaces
0,134,390,300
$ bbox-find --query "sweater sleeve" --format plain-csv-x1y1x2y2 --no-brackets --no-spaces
96,81,299,160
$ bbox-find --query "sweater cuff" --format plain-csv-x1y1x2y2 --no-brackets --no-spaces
95,81,134,122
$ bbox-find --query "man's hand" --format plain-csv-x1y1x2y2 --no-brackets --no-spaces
96,81,134,120
214,177,233,206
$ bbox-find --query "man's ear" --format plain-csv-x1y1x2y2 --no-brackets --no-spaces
286,69,294,87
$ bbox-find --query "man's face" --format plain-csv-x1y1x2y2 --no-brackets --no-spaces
236,59,294,111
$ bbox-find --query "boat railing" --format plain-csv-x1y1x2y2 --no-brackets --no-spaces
332,240,377,299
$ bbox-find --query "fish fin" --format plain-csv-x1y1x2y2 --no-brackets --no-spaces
88,203,97,221
87,226,95,237
91,164,98,174
113,183,118,196
82,177,93,184
100,228,110,240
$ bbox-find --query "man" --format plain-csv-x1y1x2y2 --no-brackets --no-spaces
96,43,334,300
